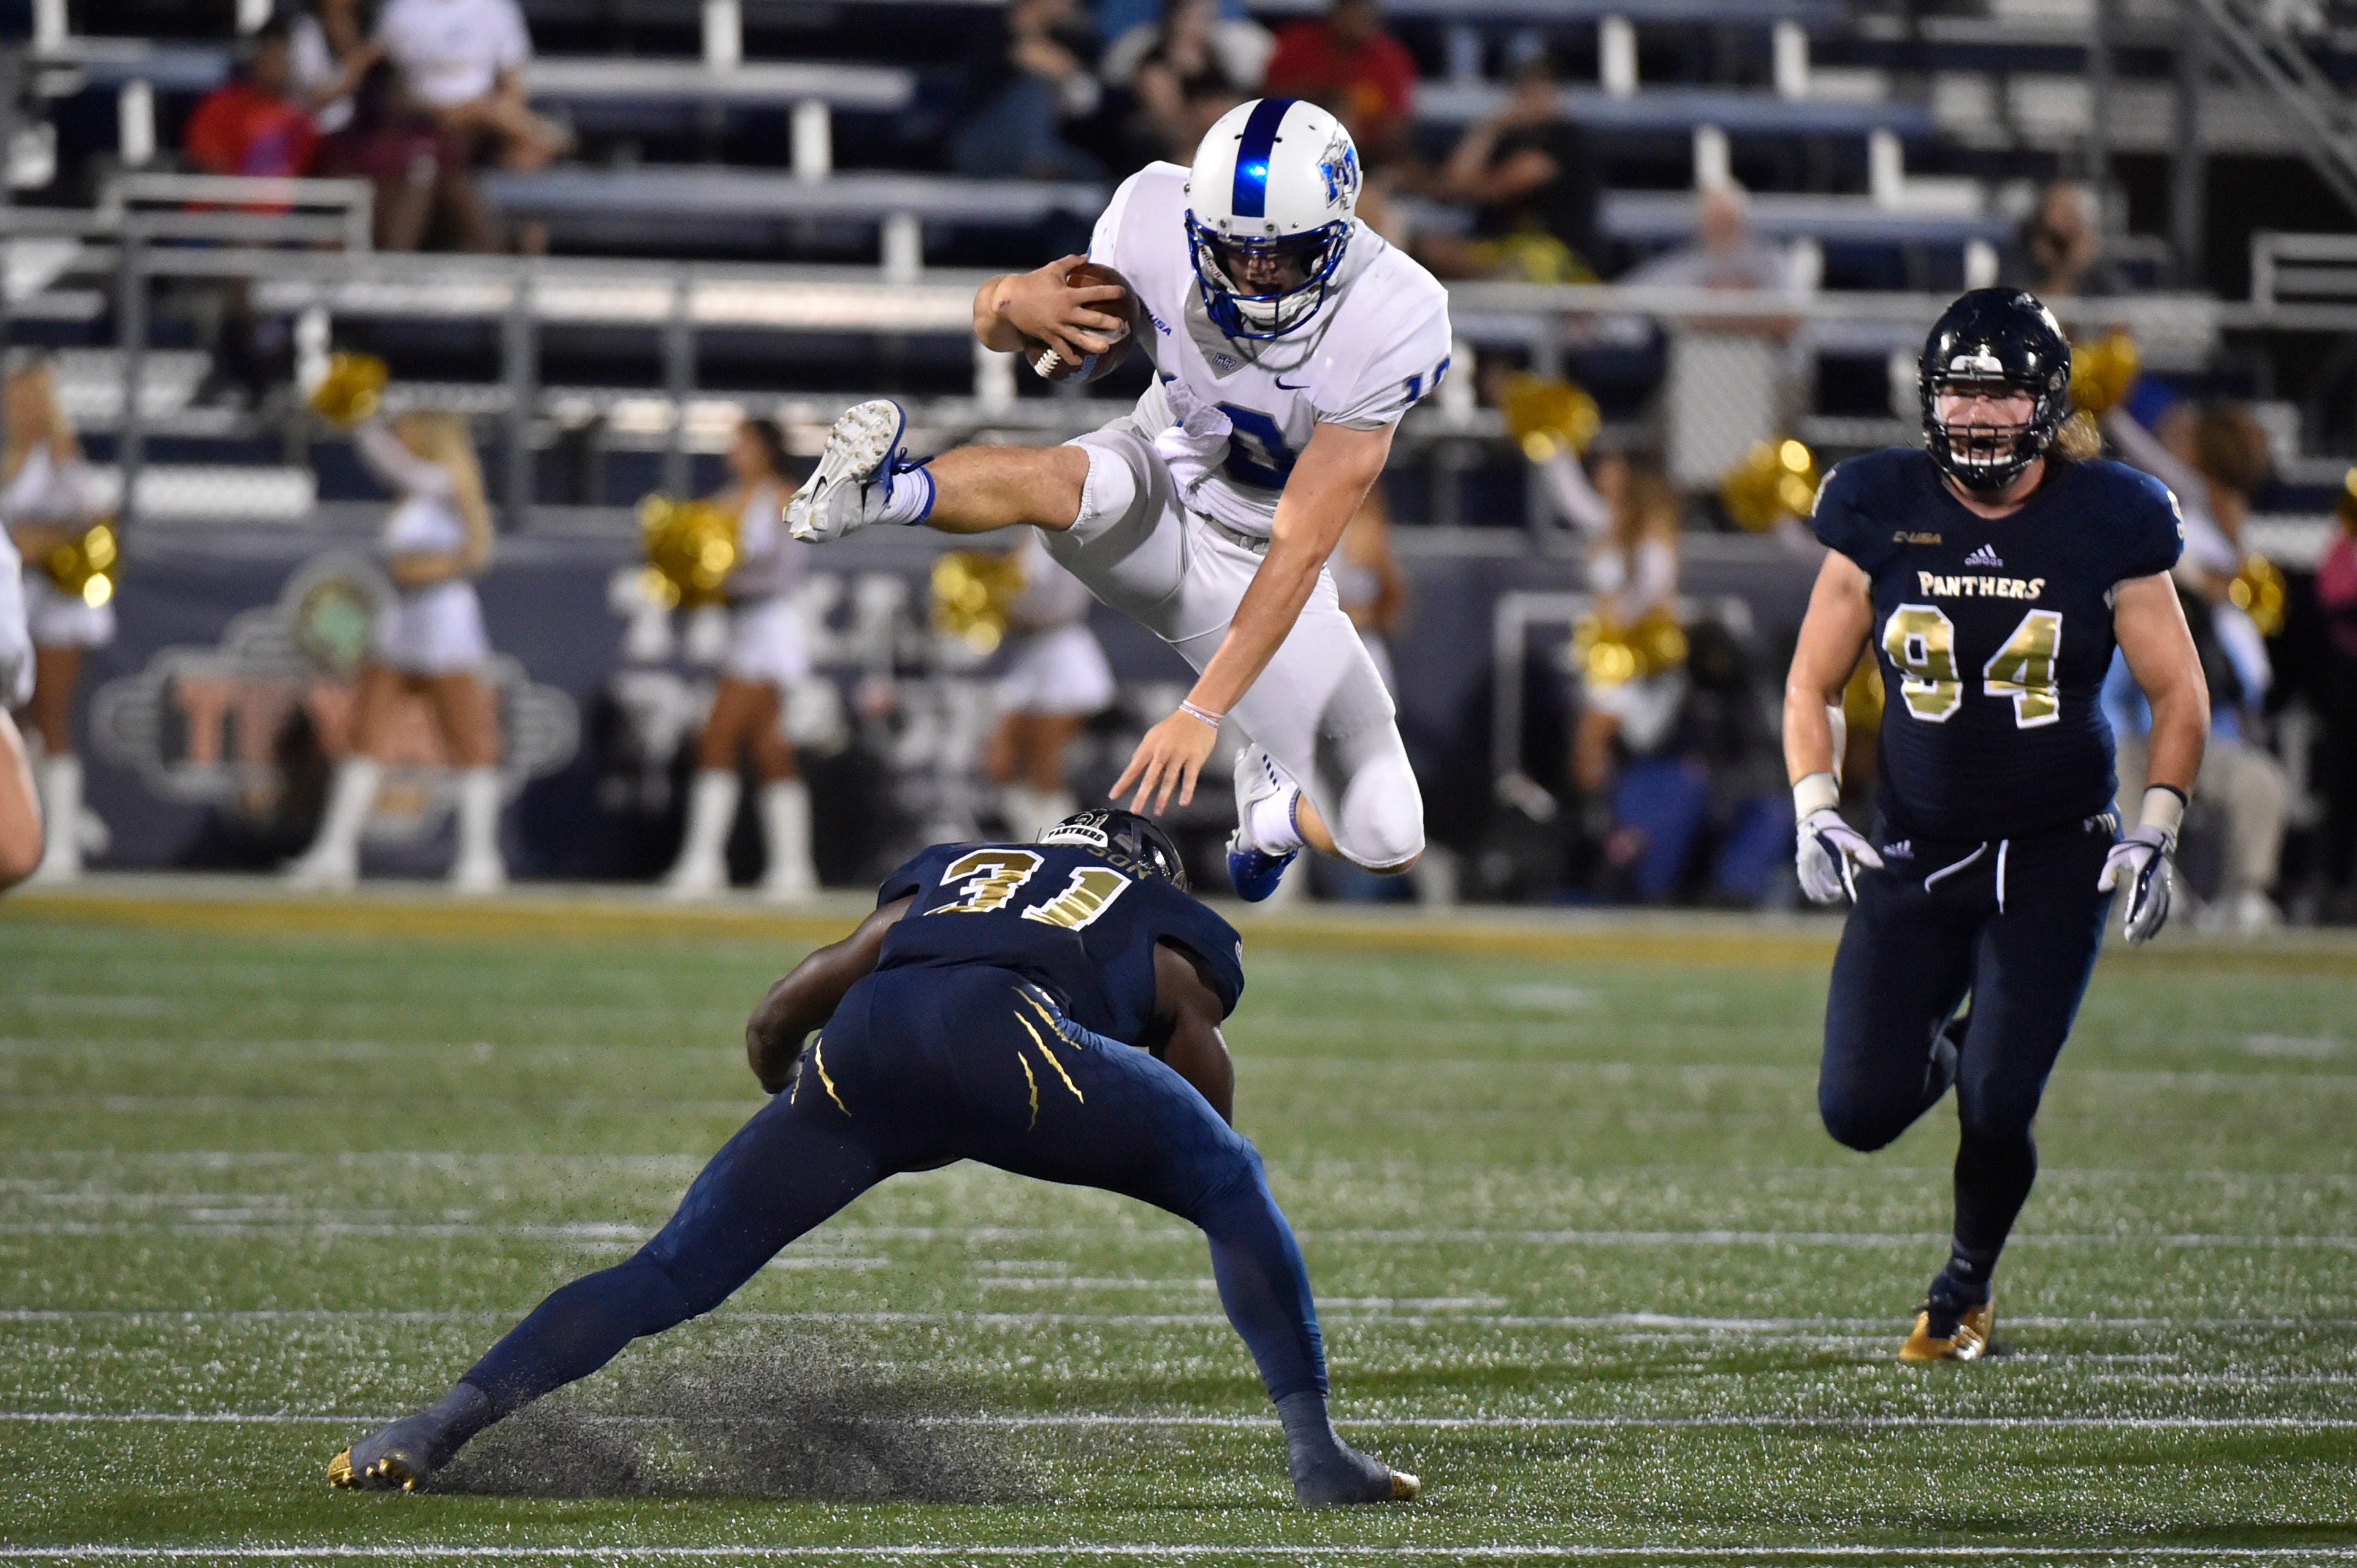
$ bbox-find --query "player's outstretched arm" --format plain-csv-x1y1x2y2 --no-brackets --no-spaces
1782,550,1882,904
2103,573,2209,943
0,708,41,891
1145,941,1234,1124
744,896,914,1092
1115,421,1394,815
972,256,1130,365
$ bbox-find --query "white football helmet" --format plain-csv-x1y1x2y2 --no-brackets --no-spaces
1183,97,1361,340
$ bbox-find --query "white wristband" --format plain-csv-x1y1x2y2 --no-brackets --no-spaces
2139,785,2187,842
1792,772,1840,818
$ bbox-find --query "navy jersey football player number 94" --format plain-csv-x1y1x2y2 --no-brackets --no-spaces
873,842,1247,1046
1811,450,2184,842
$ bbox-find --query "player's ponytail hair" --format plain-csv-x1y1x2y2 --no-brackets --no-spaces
2049,409,2103,465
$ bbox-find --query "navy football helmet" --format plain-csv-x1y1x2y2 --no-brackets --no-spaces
1919,287,2073,494
1039,809,1190,891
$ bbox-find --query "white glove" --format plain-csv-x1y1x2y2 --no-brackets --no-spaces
2099,786,2185,945
1792,772,1881,905
1797,807,1884,904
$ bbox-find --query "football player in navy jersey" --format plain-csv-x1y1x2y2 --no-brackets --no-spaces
1781,289,2211,1363
329,809,1419,1509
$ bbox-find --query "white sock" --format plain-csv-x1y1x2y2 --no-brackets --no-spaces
454,767,504,872
876,466,934,527
36,755,81,874
758,777,816,892
1248,787,1305,856
671,769,740,880
307,758,380,866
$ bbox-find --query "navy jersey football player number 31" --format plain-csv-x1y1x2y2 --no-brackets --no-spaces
1780,289,2210,1366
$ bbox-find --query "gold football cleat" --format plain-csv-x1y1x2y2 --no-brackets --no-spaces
1389,1469,1423,1501
1900,1299,1994,1364
326,1446,418,1491
326,1448,354,1488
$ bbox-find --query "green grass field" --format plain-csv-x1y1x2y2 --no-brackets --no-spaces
2,881,2355,1566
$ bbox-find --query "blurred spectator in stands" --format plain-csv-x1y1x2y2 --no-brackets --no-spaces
291,0,381,135
1109,0,1270,165
1621,183,1803,494
2315,495,2357,922
1415,58,1597,283
948,0,1105,181
662,417,819,902
1263,0,1417,166
1622,182,1794,297
316,59,488,250
2104,400,2289,932
2,360,111,885
2001,183,2128,300
184,20,321,180
376,0,570,248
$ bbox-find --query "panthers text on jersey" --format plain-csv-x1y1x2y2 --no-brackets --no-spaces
1812,449,2184,843
1089,162,1453,541
875,841,1246,1045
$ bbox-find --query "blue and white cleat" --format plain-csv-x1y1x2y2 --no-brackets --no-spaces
786,399,930,543
1226,744,1300,903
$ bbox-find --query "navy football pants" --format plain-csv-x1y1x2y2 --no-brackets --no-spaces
464,965,1326,1415
1819,819,2115,1284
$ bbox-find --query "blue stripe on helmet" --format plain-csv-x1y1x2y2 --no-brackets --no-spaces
1229,97,1295,221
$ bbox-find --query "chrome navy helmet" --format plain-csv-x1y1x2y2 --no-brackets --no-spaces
1919,287,2074,494
1039,808,1189,891
1183,97,1359,341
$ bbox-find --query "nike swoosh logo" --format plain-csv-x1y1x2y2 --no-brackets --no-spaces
1274,378,1308,390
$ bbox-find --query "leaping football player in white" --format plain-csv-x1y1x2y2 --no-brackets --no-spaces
788,97,1450,900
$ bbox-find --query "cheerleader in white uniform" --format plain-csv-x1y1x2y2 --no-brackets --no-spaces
0,520,40,888
662,417,819,899
1541,448,1684,797
285,410,506,892
3,362,112,884
985,526,1117,842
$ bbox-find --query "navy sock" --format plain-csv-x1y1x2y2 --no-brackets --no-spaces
463,1256,695,1419
1947,1127,2036,1303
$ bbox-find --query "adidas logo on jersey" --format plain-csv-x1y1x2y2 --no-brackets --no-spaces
1962,544,2004,568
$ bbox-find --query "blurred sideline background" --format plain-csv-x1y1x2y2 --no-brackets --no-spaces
4,0,2357,923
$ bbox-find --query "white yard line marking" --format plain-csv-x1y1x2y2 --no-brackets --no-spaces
6,1218,2353,1252
3,1412,2352,1431
4,1308,2356,1333
2,1547,2356,1562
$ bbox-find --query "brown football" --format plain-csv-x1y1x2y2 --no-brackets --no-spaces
1023,261,1144,383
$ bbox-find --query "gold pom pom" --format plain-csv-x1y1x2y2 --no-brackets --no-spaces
307,353,391,428
2068,332,2139,417
930,549,1026,655
1720,438,1819,533
638,495,741,610
40,520,118,607
1500,373,1602,464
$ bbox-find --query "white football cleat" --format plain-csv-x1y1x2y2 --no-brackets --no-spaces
281,847,358,892
787,400,928,543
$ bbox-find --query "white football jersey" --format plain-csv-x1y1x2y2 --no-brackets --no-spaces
1089,162,1452,541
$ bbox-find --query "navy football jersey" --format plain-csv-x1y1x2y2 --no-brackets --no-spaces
873,842,1246,1045
1813,449,2183,842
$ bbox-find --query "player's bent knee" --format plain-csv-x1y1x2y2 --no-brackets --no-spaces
1818,1087,1912,1154
1064,436,1142,536
1331,761,1424,873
